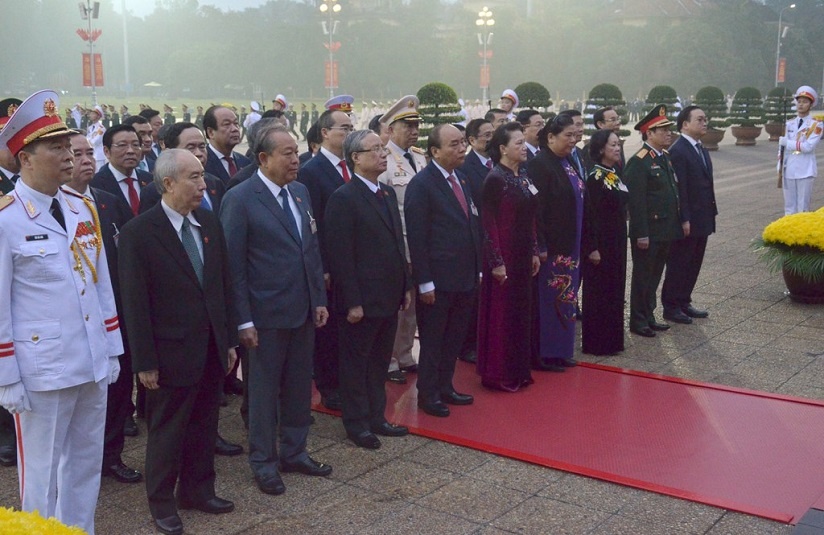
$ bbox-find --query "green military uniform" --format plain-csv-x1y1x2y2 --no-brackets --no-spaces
625,142,682,332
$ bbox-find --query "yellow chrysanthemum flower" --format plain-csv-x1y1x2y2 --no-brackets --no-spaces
0,507,86,535
763,211,824,251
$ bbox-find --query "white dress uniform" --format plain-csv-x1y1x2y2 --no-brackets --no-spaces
781,114,823,215
87,119,107,172
379,139,427,372
0,176,123,530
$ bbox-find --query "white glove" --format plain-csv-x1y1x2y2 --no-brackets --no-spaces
0,382,31,414
108,356,121,385
779,136,788,147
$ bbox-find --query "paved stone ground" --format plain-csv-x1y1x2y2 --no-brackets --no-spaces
2,131,822,534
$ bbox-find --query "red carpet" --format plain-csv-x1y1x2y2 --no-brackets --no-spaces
313,361,824,524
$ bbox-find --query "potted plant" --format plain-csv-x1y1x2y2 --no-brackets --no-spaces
764,87,794,142
753,208,824,303
416,82,463,148
584,83,630,139
693,86,727,151
726,87,764,146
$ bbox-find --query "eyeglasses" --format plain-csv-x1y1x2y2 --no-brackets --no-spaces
604,117,621,123
354,145,390,155
329,125,354,132
111,142,141,150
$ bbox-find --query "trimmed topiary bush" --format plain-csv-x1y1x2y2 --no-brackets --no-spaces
727,87,765,127
585,83,630,138
514,81,552,110
645,85,680,124
765,87,794,124
694,86,728,130
416,82,463,145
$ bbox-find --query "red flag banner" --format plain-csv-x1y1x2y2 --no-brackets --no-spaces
82,53,104,87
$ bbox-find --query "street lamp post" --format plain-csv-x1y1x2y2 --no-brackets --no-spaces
78,0,101,106
320,0,342,99
476,6,494,105
775,3,796,87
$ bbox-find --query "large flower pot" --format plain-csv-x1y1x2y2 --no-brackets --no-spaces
701,128,725,151
765,122,783,142
731,125,762,146
783,265,824,304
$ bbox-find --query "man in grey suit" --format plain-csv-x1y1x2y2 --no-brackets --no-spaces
219,124,332,496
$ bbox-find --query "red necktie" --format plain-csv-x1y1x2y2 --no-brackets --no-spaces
224,156,237,177
125,176,139,216
447,174,469,218
338,160,351,183
485,160,493,170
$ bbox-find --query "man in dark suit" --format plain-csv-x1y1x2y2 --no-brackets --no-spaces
204,105,250,185
220,124,332,497
625,105,682,338
66,132,142,485
297,109,354,411
325,130,411,449
582,106,625,173
662,106,716,324
405,124,482,417
139,108,163,164
91,124,153,217
460,118,494,214
119,149,238,535
123,115,156,172
517,109,544,161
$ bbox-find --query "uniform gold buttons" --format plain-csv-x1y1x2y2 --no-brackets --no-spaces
85,315,90,321
31,335,39,342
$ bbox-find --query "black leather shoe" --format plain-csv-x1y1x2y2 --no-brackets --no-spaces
560,358,578,367
256,473,286,495
386,370,407,384
280,456,332,476
371,422,409,437
179,496,234,514
458,350,477,364
442,391,474,405
533,360,565,372
215,435,243,456
663,310,692,324
649,321,671,331
123,416,139,437
154,514,183,535
321,392,342,411
0,444,16,467
630,326,656,338
399,364,418,373
348,431,381,449
224,376,244,395
418,399,450,417
683,305,709,318
103,461,143,483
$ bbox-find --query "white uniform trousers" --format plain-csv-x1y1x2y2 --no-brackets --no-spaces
783,176,815,215
16,379,107,535
388,290,418,371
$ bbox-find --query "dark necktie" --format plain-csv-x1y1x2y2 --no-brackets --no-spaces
799,118,804,129
695,142,707,169
180,217,203,285
338,160,351,183
50,198,66,231
485,159,493,170
224,156,237,177
125,176,140,216
10,174,19,184
279,188,301,242
447,174,469,218
403,152,417,173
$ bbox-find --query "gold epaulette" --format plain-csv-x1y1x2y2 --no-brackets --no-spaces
662,149,670,155
60,187,85,199
410,146,426,155
635,148,649,159
0,195,14,212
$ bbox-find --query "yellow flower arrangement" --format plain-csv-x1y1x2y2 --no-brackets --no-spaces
0,507,86,534
754,209,824,282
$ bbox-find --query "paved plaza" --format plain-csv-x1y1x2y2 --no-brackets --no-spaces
2,131,822,534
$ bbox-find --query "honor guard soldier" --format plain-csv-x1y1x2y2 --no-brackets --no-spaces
0,89,124,534
378,96,427,383
779,85,823,215
0,98,21,195
87,104,107,171
163,103,175,126
325,94,354,114
500,89,519,121
624,104,681,338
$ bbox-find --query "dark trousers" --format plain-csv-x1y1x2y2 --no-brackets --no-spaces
459,292,479,358
415,289,475,402
144,344,222,519
629,240,671,331
0,406,14,448
313,289,340,398
248,321,314,481
338,314,397,436
662,234,708,313
102,348,134,467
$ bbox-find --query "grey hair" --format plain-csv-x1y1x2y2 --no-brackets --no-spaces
256,123,291,158
247,117,279,155
343,129,374,171
153,148,188,194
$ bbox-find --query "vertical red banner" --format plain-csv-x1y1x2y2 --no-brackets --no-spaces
82,53,92,87
94,54,104,87
778,58,787,84
480,65,490,89
325,61,338,90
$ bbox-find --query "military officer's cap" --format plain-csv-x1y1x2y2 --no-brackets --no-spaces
380,95,422,125
250,101,261,112
0,98,22,130
273,94,288,108
92,105,104,117
634,104,674,134
501,89,519,108
325,94,354,113
795,85,818,106
0,90,73,155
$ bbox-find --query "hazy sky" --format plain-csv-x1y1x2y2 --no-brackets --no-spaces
116,0,271,18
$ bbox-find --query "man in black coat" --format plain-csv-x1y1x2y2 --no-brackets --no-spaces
325,130,411,449
91,124,154,217
119,149,238,535
203,106,251,185
405,124,482,418
662,106,716,324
